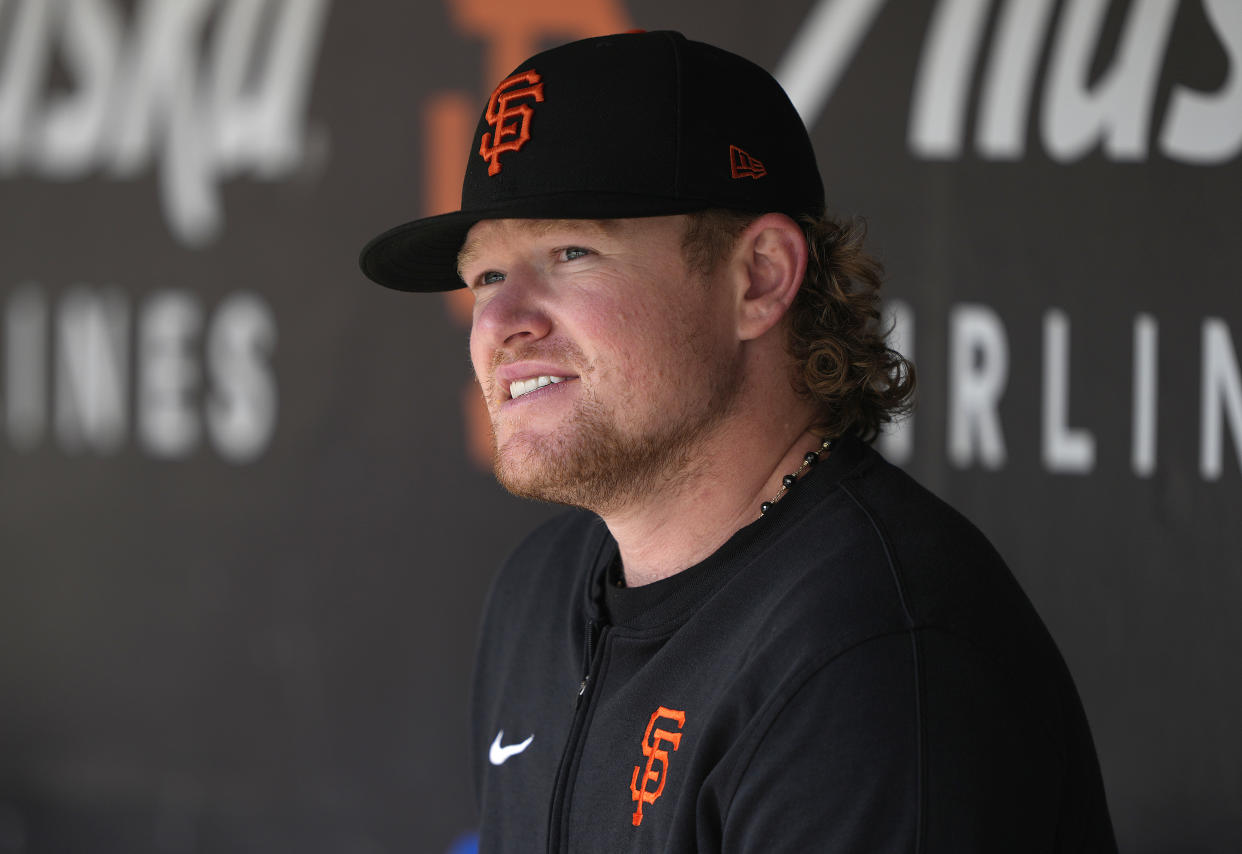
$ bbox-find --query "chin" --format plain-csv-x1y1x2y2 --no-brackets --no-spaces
487,367,740,513
491,432,589,507
490,421,688,515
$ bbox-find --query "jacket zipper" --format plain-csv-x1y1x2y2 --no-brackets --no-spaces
546,618,608,853
577,618,598,706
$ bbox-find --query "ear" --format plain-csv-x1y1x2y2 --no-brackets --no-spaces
731,213,808,342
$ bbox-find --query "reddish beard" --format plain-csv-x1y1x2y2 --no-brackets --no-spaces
485,344,743,515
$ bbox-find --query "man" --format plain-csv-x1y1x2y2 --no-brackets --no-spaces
361,30,1117,853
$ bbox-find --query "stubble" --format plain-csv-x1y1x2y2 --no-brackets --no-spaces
487,335,742,516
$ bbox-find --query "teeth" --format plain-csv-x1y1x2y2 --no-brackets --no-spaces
509,375,567,399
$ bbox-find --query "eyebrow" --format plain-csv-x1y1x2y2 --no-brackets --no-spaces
456,219,617,276
456,240,482,278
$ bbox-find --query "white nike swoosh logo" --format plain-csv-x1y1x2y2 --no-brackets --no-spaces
489,730,534,765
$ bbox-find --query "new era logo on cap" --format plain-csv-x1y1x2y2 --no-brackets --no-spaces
729,145,766,179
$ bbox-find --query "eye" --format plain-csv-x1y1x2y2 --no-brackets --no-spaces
476,270,505,287
559,246,593,262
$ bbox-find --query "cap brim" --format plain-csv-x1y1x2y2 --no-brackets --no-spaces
359,192,733,292
359,210,481,293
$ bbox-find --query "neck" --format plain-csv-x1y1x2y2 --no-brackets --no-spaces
602,417,825,588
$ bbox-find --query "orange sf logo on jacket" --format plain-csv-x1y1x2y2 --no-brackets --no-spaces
630,706,686,827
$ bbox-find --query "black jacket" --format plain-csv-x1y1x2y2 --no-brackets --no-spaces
470,436,1117,852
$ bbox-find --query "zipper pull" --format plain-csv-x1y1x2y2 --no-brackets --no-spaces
575,619,599,707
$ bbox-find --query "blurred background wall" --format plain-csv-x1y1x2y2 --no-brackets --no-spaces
1,1,1239,851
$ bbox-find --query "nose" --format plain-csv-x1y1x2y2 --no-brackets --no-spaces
469,267,552,354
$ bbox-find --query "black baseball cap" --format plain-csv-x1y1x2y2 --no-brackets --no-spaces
359,30,824,292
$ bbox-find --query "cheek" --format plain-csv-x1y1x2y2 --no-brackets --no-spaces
600,310,689,391
468,328,489,381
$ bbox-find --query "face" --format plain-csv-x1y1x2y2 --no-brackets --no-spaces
460,216,743,514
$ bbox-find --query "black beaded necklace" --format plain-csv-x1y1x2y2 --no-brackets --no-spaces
610,436,836,589
760,436,834,517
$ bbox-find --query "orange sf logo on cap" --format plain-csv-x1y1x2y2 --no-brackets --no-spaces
479,69,545,175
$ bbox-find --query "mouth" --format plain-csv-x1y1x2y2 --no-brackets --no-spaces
507,375,572,400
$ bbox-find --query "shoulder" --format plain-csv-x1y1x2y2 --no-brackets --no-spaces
836,443,1008,574
835,444,1057,664
470,508,605,725
486,507,608,606
475,508,611,658
777,439,1042,643
731,439,1069,706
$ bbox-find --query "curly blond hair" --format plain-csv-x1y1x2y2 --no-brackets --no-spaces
682,210,915,441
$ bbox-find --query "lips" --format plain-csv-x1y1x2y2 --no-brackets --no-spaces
495,361,580,401
509,375,569,399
